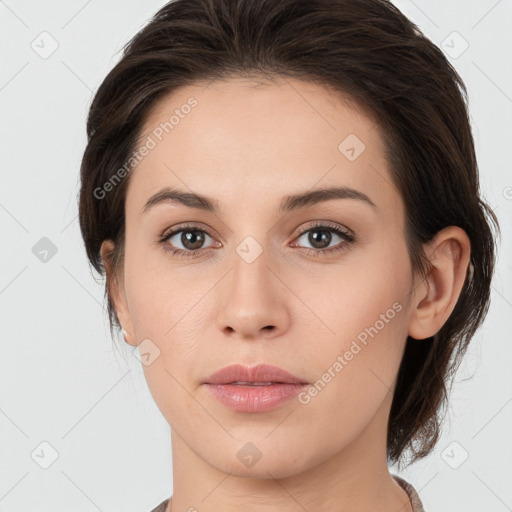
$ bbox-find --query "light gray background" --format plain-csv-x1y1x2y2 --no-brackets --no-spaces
0,1,510,511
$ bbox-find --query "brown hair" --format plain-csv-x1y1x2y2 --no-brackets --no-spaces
78,0,500,467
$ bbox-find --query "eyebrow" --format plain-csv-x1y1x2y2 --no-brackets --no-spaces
141,185,377,214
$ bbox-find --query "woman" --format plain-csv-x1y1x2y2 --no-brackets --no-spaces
78,0,499,510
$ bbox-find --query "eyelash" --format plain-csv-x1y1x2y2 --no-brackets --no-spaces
159,221,355,259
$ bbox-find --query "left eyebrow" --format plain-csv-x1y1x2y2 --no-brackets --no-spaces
141,185,377,214
279,185,377,213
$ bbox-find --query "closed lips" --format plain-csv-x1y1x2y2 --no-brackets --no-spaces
231,381,277,385
204,363,309,385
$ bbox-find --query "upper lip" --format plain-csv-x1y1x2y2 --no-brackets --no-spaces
203,364,309,385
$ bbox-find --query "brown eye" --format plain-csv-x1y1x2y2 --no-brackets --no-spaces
163,228,212,250
303,228,334,249
176,229,207,250
160,224,218,257
293,222,355,256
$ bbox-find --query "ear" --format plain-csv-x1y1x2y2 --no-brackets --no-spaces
408,226,471,341
100,239,137,346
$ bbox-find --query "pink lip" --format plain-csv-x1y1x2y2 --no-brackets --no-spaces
203,364,309,413
203,363,308,385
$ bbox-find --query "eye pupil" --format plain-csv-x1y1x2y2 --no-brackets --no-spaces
309,229,331,249
182,230,204,250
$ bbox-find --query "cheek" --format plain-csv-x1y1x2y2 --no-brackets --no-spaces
123,233,200,333
288,235,412,351
125,268,208,375
125,257,210,428
123,243,214,393
291,239,412,414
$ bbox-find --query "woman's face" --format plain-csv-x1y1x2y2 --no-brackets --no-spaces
112,77,419,477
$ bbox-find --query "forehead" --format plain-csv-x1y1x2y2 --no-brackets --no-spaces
127,76,401,219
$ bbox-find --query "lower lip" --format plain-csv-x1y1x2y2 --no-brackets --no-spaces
204,383,308,413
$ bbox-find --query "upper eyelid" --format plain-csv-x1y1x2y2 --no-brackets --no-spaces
162,222,213,238
296,221,352,236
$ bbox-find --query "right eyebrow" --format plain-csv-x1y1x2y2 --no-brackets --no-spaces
142,187,219,214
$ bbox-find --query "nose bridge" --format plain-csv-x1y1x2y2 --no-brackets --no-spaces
215,234,289,337
229,235,276,303
225,215,275,282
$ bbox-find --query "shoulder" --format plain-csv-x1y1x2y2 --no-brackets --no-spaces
392,474,426,512
148,497,170,512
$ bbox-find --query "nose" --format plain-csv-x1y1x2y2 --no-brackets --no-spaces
215,248,290,340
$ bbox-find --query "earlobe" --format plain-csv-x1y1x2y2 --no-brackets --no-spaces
407,226,471,341
100,240,137,346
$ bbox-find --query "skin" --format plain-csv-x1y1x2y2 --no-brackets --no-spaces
100,76,471,512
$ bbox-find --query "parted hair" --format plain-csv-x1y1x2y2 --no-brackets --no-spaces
78,0,500,467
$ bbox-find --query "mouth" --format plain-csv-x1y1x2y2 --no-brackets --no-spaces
203,363,309,386
202,364,309,413
229,381,282,386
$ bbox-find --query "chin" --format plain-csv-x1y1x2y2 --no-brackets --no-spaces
202,437,323,480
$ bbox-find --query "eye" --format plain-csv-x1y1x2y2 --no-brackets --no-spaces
159,223,219,259
291,221,355,256
159,221,355,259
